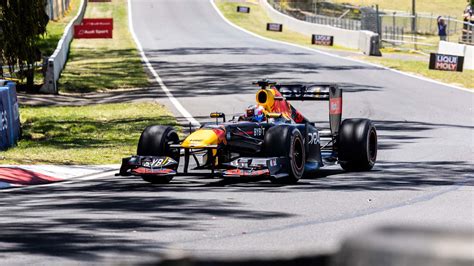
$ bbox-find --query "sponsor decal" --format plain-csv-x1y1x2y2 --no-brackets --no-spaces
74,18,113,39
253,127,265,137
312,34,334,46
266,23,283,32
329,97,342,115
236,6,250,13
1,110,8,132
82,18,114,28
429,53,464,72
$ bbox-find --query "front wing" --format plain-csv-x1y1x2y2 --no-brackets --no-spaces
119,155,290,180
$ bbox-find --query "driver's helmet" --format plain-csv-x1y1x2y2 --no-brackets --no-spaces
245,105,265,122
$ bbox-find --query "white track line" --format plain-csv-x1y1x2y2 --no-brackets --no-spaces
127,0,200,127
210,0,472,93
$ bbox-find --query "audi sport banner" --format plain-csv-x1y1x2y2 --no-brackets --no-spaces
237,6,250,13
0,81,20,150
312,34,334,46
267,23,283,32
74,18,113,39
429,53,464,72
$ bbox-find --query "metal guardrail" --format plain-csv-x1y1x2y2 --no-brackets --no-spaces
41,0,87,94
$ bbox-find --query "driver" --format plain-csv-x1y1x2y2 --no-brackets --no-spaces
244,105,266,122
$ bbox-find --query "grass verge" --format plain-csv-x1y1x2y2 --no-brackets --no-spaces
1,103,176,165
355,57,474,89
217,1,473,89
59,0,149,92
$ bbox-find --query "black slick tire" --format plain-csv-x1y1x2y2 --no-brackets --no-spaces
137,125,180,184
338,119,377,171
263,125,305,184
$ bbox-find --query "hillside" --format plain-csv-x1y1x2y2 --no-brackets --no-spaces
331,0,467,19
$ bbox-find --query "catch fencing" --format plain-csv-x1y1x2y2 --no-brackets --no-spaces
378,12,473,51
305,14,361,31
267,0,361,31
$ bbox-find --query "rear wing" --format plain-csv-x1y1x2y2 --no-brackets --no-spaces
275,84,343,136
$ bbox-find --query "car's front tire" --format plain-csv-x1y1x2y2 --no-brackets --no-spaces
264,125,305,184
137,125,180,184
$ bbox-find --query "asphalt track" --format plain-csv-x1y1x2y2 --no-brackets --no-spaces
0,0,473,264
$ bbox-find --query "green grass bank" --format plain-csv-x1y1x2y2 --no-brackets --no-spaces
59,0,149,92
1,103,176,165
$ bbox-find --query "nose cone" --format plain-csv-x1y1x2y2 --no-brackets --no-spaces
182,129,220,148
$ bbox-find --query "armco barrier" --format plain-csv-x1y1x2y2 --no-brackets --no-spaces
258,0,380,55
41,0,87,94
0,80,20,150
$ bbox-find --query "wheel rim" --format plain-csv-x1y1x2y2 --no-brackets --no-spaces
368,128,377,162
293,137,304,170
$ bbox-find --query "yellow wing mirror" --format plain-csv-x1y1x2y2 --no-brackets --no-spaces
210,112,226,123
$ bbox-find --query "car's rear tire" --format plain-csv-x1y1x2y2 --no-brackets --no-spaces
264,125,305,184
137,125,180,184
338,119,377,171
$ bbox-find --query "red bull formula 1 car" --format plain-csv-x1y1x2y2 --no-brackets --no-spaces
119,80,378,184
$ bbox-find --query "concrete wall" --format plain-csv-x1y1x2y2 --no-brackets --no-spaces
258,0,379,55
41,0,87,94
438,41,474,70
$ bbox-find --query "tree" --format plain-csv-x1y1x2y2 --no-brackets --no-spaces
0,0,48,90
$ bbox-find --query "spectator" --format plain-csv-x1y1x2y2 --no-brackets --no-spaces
464,1,473,23
462,1,473,43
437,16,447,41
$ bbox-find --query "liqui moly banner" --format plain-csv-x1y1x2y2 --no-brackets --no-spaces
74,18,113,39
267,23,283,32
429,53,464,72
237,6,250,13
312,34,334,46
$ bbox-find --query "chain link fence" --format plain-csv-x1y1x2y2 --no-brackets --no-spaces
266,1,472,52
379,12,472,50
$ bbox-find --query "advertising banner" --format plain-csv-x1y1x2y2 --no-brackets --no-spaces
74,18,113,39
312,34,334,46
429,53,464,72
0,91,8,150
237,6,250,13
266,23,283,32
82,18,114,29
0,81,20,150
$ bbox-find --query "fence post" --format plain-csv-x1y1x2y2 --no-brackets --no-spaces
413,14,417,50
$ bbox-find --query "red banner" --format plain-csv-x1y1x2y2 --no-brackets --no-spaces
74,18,113,39
74,25,113,39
